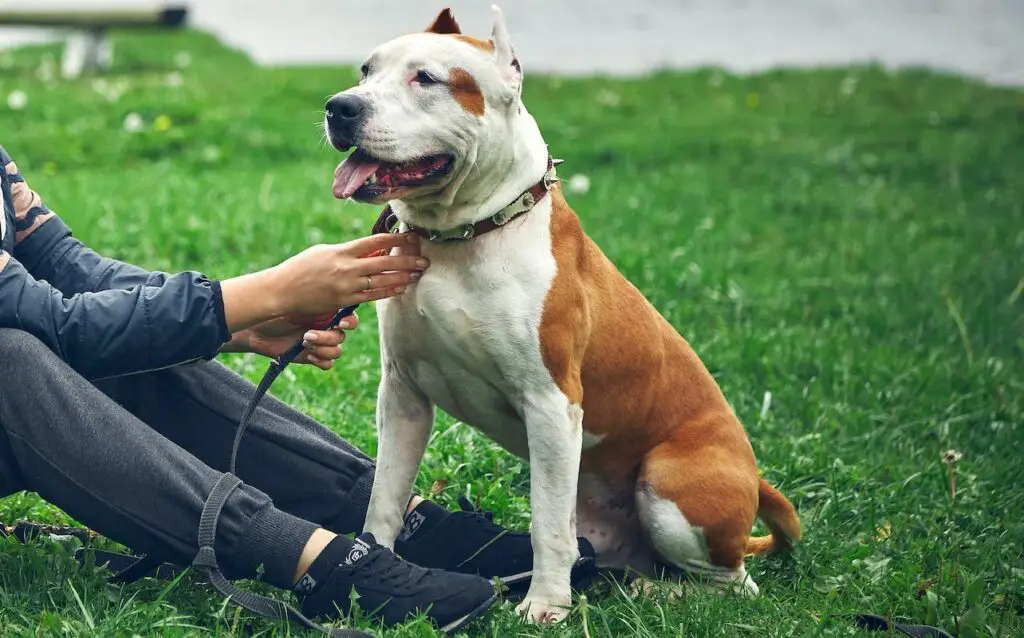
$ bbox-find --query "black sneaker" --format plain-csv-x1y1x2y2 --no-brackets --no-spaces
297,532,496,633
394,496,598,597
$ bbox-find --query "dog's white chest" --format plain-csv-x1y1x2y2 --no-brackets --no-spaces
377,203,557,458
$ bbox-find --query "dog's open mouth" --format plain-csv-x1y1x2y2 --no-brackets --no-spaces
333,149,455,202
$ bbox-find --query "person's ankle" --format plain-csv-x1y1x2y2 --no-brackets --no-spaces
406,495,425,516
292,532,356,597
292,528,338,587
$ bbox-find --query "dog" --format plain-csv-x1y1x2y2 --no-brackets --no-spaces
324,6,801,624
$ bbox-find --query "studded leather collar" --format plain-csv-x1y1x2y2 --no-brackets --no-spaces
371,157,561,242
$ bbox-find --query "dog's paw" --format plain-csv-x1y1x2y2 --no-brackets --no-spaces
515,595,571,624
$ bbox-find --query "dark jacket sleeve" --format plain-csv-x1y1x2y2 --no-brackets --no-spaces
1,144,166,295
0,251,230,380
16,215,170,295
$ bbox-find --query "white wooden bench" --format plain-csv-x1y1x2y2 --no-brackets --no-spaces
0,4,188,78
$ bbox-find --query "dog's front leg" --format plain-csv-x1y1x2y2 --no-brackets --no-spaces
363,369,434,549
515,390,583,624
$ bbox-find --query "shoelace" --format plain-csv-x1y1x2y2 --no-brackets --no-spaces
352,547,434,590
453,497,517,570
456,496,526,537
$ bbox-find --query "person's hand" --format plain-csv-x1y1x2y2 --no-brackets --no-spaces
271,232,427,317
219,232,426,335
221,313,360,370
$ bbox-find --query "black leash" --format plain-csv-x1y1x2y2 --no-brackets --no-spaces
854,614,954,638
186,303,368,637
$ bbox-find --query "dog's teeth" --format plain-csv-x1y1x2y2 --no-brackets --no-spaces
367,174,377,185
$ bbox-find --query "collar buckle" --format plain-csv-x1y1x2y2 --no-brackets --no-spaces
428,223,475,242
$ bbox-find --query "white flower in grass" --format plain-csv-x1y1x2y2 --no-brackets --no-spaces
92,78,124,102
174,52,192,69
567,174,590,194
36,59,56,84
941,449,963,465
123,113,144,133
596,89,621,107
202,145,222,162
839,76,858,97
7,90,27,111
166,71,184,88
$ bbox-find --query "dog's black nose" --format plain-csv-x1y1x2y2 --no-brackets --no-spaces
325,94,368,150
326,94,366,122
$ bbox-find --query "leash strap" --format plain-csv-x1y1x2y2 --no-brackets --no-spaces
191,303,369,637
229,304,358,475
192,474,366,637
854,614,954,638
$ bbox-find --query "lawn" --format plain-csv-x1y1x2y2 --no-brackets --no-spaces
1,28,1022,638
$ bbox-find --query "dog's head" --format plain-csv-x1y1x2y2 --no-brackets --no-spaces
326,6,525,207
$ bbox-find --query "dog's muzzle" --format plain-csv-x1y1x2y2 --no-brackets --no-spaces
325,94,369,151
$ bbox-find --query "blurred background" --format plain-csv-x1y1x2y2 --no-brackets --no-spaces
1,0,1022,84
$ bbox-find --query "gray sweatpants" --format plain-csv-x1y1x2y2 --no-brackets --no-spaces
0,328,377,588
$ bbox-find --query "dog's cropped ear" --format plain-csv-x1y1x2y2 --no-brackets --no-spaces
490,5,522,101
426,8,462,34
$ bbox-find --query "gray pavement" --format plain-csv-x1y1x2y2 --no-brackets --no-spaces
1,0,1022,85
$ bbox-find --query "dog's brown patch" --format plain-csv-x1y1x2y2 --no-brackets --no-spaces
449,67,485,116
426,8,461,34
537,188,588,405
537,188,799,568
422,9,495,51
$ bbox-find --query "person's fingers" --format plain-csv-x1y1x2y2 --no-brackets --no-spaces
343,232,419,257
295,350,335,369
349,284,410,304
303,329,344,348
396,239,422,258
309,345,342,360
346,270,421,294
308,355,334,370
340,313,359,330
353,254,430,276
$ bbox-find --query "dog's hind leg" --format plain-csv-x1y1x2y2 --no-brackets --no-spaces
635,435,761,596
363,367,435,549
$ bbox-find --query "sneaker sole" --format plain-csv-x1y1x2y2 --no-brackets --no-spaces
438,592,498,634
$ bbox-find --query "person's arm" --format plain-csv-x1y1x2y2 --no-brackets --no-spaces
0,249,230,380
0,228,426,380
1,145,166,295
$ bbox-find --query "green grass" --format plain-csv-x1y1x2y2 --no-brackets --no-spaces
1,28,1023,638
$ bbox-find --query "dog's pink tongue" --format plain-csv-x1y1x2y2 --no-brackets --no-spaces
333,154,381,199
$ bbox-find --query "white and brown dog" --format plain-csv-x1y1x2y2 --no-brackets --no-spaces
325,6,801,624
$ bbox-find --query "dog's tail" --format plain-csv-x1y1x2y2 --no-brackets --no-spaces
745,478,801,556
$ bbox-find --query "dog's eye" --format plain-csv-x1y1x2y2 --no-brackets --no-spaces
359,63,370,79
415,70,438,86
